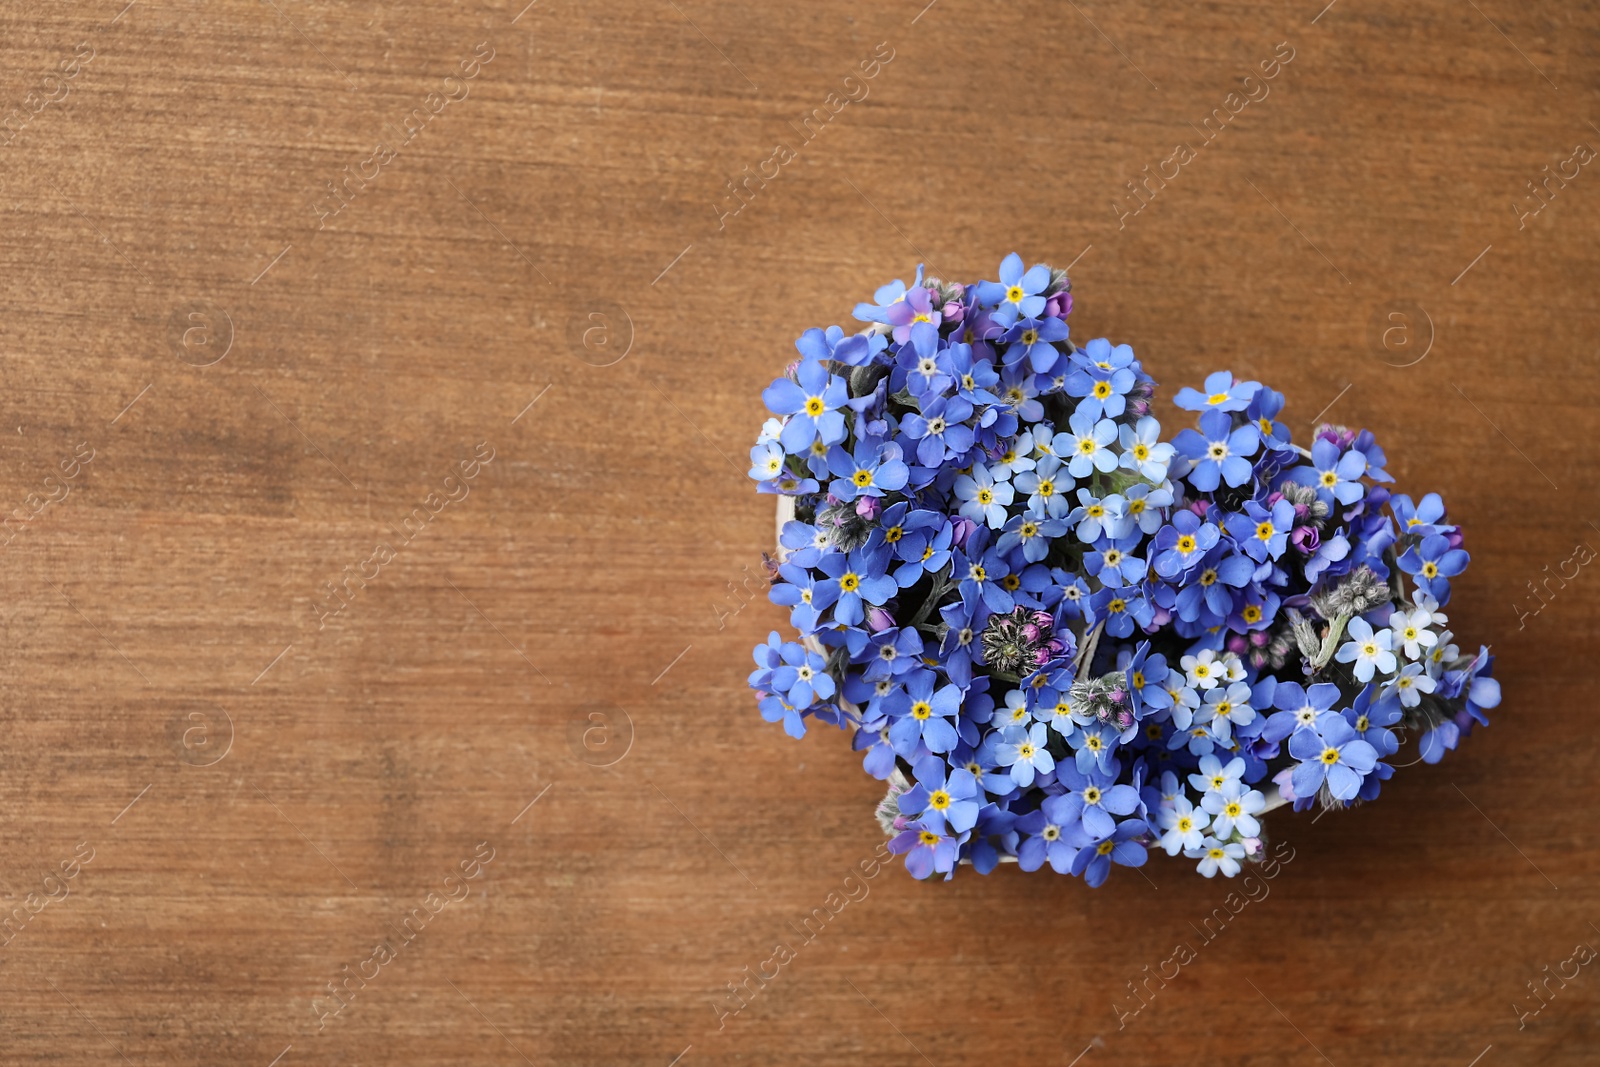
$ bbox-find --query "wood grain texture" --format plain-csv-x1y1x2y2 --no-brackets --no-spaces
0,0,1596,1063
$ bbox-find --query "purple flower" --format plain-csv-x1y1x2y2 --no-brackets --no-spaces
996,722,1055,788
1289,713,1378,801
762,639,835,709
1152,510,1220,580
826,439,910,501
981,252,1051,326
889,821,960,880
900,394,975,466
1398,533,1469,604
899,756,981,834
862,626,924,681
815,546,896,627
955,541,1014,616
887,670,962,756
1070,817,1149,887
1172,408,1259,491
1288,437,1367,507
1391,492,1449,535
1015,794,1081,873
852,264,924,324
1261,680,1340,743
1173,370,1259,413
795,323,879,367
1226,497,1296,562
769,561,839,633
762,359,848,452
1002,315,1071,373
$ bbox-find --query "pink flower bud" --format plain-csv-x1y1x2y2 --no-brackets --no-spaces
866,606,895,632
942,300,965,324
1250,630,1270,647
950,516,978,550
856,495,882,520
1290,525,1321,553
1227,634,1248,656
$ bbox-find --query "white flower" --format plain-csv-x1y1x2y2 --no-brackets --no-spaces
1186,837,1246,878
1389,608,1440,660
1182,648,1223,691
1188,753,1246,795
1385,662,1437,707
1411,589,1448,627
1158,796,1210,855
1203,781,1266,839
1335,617,1397,683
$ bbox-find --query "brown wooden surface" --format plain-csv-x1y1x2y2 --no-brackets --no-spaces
1,0,1597,1063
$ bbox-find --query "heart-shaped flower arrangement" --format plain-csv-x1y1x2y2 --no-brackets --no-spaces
747,254,1500,883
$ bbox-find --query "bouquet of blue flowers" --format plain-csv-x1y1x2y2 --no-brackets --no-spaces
747,254,1501,883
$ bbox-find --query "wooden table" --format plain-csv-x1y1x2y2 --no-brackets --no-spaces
1,0,1595,1063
